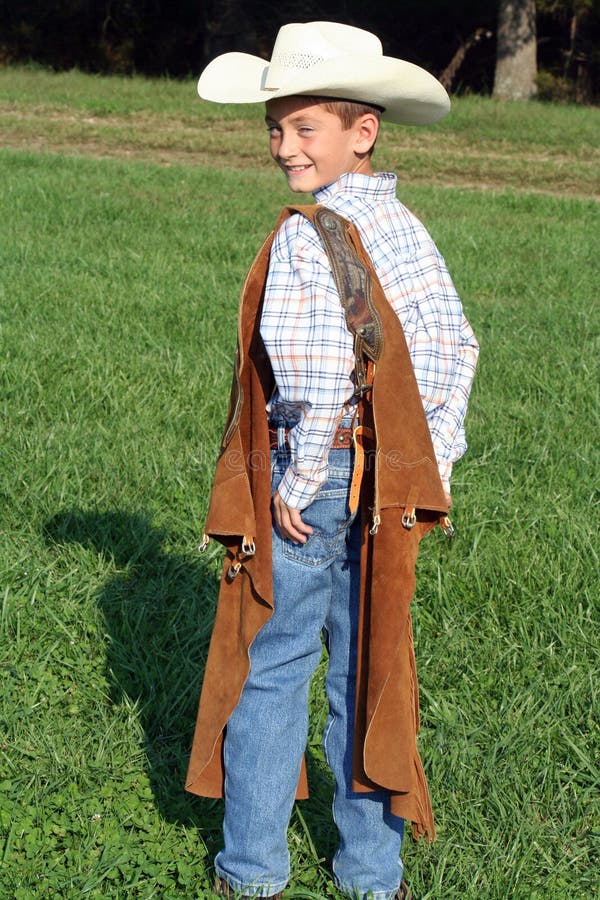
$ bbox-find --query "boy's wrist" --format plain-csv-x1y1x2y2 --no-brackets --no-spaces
276,464,321,511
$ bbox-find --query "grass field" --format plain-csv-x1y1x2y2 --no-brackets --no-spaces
1,68,599,899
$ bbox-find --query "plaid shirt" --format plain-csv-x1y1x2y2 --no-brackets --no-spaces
260,172,479,510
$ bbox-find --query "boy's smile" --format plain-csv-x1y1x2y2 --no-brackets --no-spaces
265,96,377,193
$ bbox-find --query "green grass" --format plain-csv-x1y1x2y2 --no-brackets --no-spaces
1,66,599,198
1,69,599,898
1,65,598,151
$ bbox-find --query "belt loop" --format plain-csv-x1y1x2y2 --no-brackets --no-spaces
277,424,287,452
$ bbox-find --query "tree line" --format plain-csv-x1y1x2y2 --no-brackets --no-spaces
0,0,598,103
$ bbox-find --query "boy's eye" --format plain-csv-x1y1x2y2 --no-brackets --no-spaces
298,127,314,135
267,126,280,137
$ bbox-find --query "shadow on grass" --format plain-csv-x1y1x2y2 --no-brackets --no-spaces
43,507,223,838
43,507,346,873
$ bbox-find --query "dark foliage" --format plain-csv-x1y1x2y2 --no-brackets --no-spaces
0,0,598,100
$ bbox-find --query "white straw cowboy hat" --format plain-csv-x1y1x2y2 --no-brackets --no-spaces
198,21,450,126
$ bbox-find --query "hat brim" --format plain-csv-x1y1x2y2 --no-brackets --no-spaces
198,52,450,125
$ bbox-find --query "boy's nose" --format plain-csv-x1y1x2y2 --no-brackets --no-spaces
277,131,297,160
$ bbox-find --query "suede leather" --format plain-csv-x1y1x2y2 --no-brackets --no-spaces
185,206,449,840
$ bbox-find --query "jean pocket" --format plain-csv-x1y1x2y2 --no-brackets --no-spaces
279,482,357,568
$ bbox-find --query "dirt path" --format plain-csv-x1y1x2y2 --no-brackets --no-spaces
2,105,598,201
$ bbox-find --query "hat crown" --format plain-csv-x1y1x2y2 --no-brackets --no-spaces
197,20,450,126
264,22,382,90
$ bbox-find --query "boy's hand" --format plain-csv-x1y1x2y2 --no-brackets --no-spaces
272,491,314,544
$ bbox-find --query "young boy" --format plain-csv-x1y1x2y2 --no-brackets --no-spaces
186,21,479,900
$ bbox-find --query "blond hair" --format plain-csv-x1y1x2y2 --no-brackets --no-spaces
305,97,382,154
318,99,382,129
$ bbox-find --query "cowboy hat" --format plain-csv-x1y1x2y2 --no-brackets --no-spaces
197,21,450,126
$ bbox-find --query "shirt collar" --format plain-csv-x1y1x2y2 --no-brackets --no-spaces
313,172,397,204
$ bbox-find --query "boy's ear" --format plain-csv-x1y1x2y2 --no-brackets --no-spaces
354,113,380,154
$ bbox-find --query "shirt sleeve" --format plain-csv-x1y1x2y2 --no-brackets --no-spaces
260,216,355,510
395,239,479,493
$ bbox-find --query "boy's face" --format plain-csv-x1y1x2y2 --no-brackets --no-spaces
265,96,376,193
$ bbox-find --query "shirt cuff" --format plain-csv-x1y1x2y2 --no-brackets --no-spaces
438,459,453,495
275,463,324,510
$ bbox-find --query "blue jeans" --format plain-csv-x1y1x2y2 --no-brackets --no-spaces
215,431,405,899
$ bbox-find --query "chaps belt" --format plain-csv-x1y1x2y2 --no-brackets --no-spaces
269,424,354,450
